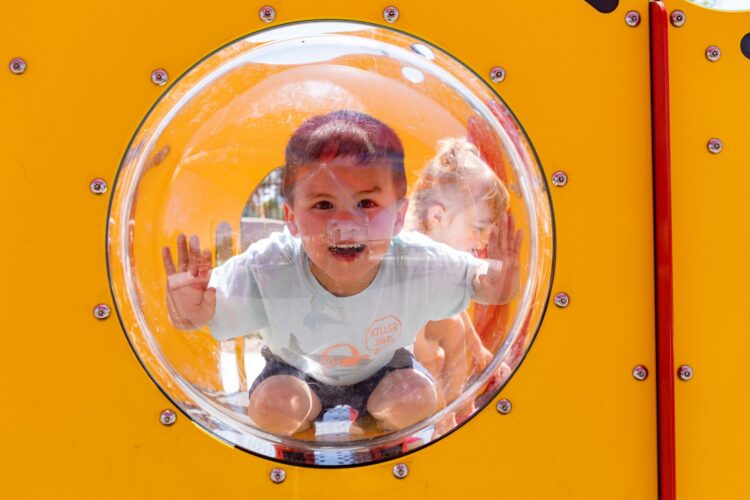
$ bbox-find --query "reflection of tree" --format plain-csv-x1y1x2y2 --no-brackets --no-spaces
242,166,285,221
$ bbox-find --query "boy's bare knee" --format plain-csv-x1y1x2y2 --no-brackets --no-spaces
248,375,321,435
366,369,438,431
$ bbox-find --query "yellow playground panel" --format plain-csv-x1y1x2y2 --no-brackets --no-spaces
2,0,748,498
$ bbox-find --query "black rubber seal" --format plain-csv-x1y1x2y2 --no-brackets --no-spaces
741,33,750,60
584,0,619,14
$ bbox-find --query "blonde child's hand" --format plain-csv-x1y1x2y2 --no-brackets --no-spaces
162,234,216,330
475,213,523,304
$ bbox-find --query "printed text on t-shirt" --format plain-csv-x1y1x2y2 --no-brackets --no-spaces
365,315,403,353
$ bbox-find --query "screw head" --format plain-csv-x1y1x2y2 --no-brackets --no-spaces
9,57,26,75
707,138,723,154
632,365,649,381
392,463,409,479
259,6,276,23
670,10,686,27
625,11,641,27
383,6,399,23
93,304,111,319
678,365,693,381
89,178,108,195
551,171,568,187
706,45,721,62
151,68,168,87
270,467,286,483
496,398,512,414
160,409,177,426
489,66,506,83
553,292,570,308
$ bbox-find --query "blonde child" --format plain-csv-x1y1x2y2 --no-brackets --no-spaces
407,138,515,416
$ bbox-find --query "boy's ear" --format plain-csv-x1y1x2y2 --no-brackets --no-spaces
283,202,299,236
392,198,409,235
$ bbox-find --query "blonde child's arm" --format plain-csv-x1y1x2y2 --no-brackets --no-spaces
459,311,493,372
473,213,523,305
425,317,468,405
414,328,443,379
162,234,217,330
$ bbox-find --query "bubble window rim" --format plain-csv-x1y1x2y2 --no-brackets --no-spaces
105,19,557,468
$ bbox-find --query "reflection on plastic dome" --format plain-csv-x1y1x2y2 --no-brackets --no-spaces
108,21,553,466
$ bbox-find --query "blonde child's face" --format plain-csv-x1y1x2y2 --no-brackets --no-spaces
429,195,495,256
283,158,407,295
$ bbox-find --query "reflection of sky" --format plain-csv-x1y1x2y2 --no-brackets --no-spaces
251,44,369,65
233,79,363,122
401,66,424,83
688,0,750,10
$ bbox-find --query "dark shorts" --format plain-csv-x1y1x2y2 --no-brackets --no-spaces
250,346,429,417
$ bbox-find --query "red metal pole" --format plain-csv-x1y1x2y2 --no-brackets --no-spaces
649,2,676,499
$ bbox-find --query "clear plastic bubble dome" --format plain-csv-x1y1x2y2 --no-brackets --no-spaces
108,21,553,466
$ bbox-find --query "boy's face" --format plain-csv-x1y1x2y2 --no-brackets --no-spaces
283,158,407,295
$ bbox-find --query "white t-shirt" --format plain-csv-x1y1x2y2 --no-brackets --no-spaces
208,228,478,386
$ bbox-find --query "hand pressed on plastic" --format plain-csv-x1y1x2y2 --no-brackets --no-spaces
473,213,523,305
162,234,216,330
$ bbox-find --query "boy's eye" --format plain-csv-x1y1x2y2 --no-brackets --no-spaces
313,201,334,210
357,199,377,209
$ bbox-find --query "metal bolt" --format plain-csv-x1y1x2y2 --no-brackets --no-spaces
496,398,512,414
383,6,399,23
553,292,570,308
706,45,721,62
551,171,568,187
93,304,111,320
707,138,723,154
89,178,108,195
632,365,649,381
392,463,409,479
677,365,693,381
9,57,26,75
259,6,276,23
151,68,168,87
670,10,686,27
160,409,177,426
625,11,641,28
489,66,506,83
270,467,286,483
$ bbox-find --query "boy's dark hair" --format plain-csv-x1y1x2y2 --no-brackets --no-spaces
283,110,406,203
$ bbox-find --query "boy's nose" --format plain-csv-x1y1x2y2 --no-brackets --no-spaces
328,211,366,240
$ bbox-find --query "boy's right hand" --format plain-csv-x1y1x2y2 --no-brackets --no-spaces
162,234,216,330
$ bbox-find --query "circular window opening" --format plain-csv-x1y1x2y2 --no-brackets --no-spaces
108,21,553,466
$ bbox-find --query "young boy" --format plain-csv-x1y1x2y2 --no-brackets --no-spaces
162,110,522,436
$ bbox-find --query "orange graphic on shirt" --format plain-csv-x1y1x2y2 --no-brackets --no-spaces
365,315,403,354
320,343,370,369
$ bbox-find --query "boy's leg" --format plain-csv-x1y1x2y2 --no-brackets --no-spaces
248,375,322,435
246,347,322,435
366,367,437,431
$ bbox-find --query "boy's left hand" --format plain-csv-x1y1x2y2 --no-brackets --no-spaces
474,213,523,305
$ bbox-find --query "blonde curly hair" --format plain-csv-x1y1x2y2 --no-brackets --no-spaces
407,137,509,231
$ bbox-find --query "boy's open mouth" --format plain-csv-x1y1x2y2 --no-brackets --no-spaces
328,243,366,257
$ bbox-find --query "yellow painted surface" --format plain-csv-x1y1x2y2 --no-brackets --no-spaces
667,2,750,498
1,1,656,498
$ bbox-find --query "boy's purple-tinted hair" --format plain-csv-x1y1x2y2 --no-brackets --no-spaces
283,110,406,202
